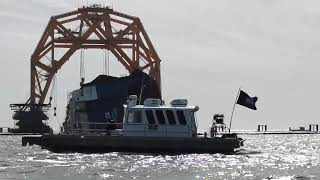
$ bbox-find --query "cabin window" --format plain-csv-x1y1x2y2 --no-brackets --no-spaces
177,110,187,125
166,110,176,124
127,111,134,123
145,110,156,124
134,111,142,123
126,110,142,123
155,110,166,124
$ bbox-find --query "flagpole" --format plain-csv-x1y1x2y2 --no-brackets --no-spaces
229,87,241,132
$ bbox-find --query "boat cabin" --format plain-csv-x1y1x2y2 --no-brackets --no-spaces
122,95,199,137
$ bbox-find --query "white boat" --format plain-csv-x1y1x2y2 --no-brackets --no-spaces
23,95,244,154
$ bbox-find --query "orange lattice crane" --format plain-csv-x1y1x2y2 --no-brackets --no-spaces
10,5,162,133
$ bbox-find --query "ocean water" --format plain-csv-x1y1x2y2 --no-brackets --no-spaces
0,134,319,180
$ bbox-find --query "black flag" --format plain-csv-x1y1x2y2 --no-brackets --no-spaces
236,90,258,110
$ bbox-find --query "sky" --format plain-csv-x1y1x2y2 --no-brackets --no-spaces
1,0,320,132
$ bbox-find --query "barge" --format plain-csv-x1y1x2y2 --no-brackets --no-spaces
22,95,244,154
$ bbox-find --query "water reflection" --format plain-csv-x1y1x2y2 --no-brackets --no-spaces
0,134,319,179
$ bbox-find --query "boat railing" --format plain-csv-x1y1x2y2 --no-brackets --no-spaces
63,121,192,136
137,123,191,136
210,123,232,137
63,121,122,134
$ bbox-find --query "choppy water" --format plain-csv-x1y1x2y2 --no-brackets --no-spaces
0,134,319,180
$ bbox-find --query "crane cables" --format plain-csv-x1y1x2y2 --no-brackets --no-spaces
48,74,61,128
103,49,110,75
80,49,85,80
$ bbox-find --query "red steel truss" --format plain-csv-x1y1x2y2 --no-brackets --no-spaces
30,6,161,105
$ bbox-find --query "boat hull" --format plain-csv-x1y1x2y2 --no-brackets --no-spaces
23,134,243,154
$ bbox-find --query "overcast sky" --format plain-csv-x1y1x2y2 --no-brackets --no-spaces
1,0,320,131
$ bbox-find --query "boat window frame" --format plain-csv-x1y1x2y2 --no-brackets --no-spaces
145,110,156,124
155,110,166,124
133,110,142,123
165,110,176,125
126,110,142,123
126,110,134,123
176,110,187,125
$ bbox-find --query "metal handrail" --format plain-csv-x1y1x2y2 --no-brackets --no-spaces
63,121,192,136
65,121,192,127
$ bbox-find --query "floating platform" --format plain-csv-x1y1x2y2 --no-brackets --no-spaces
22,134,243,154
